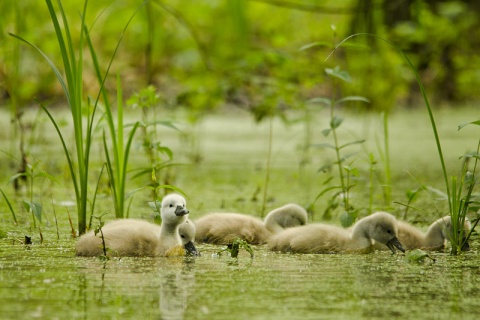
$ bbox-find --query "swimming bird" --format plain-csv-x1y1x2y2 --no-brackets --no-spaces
374,215,471,251
75,194,197,257
264,203,308,233
179,219,200,256
268,211,405,254
195,203,308,245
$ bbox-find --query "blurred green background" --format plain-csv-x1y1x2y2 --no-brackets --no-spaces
2,0,479,116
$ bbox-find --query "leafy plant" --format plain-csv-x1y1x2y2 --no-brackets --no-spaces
127,85,180,200
307,66,368,226
217,238,254,259
330,33,479,254
448,139,480,254
93,212,109,260
7,157,53,229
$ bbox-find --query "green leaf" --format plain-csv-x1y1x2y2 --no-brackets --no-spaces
148,200,162,213
23,201,43,222
459,152,480,160
325,67,352,83
458,119,480,130
338,139,365,150
340,212,355,228
217,238,254,258
425,186,448,201
307,97,331,106
313,185,343,201
299,41,331,51
330,115,344,129
321,128,331,137
406,249,435,262
0,188,17,224
335,96,370,105
155,144,174,160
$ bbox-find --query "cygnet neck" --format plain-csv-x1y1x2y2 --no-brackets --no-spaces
161,216,186,236
351,219,375,249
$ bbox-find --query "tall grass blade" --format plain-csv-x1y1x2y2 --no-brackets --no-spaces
0,189,18,225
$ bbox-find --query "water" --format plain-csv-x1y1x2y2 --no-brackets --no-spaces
1,107,479,319
1,240,479,320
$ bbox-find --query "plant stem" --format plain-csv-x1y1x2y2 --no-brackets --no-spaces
329,81,346,202
261,116,273,217
383,112,392,206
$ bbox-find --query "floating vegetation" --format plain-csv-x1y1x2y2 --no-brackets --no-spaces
217,238,254,259
406,249,436,263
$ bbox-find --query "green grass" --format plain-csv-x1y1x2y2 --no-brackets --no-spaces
9,0,146,234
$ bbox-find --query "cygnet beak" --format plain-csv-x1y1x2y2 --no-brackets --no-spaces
184,241,200,256
386,237,405,254
461,238,470,251
175,206,189,216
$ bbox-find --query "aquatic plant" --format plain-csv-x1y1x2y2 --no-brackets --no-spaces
217,238,254,259
127,85,180,200
9,0,143,234
329,33,478,254
376,112,393,207
102,76,140,219
9,0,94,234
93,212,110,260
0,189,17,225
406,249,436,263
306,65,368,227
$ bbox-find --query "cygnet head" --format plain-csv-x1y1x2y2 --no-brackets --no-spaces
161,194,189,224
359,212,405,254
178,219,200,256
435,216,471,251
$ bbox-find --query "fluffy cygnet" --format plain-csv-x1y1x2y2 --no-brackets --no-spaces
195,203,308,245
75,194,195,257
268,211,405,254
374,215,471,251
264,203,308,233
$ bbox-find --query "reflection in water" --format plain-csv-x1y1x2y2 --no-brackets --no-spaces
73,256,196,319
159,258,196,320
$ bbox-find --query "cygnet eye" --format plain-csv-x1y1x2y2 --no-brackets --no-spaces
387,229,391,234
181,235,185,239
169,204,174,208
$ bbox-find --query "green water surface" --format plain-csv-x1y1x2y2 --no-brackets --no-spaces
1,240,479,320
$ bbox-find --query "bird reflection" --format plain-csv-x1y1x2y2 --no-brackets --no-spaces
159,259,196,320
